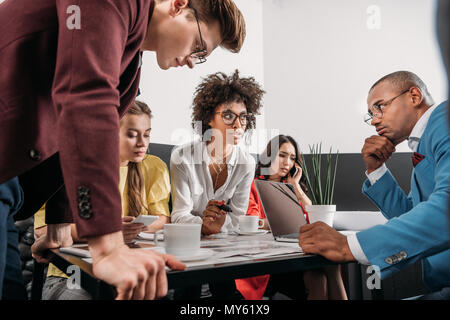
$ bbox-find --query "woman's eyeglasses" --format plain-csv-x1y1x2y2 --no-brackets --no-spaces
216,111,252,126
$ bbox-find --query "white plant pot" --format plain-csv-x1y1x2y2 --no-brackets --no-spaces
305,205,336,227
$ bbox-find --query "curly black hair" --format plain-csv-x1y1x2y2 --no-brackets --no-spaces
191,69,265,136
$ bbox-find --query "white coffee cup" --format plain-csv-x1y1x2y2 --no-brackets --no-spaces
305,205,336,227
238,215,264,232
153,223,201,256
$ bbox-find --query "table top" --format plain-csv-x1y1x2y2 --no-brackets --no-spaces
49,231,337,299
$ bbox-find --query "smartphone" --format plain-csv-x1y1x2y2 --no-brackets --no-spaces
289,161,300,177
132,215,158,226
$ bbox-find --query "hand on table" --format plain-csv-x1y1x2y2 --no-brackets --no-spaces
298,222,356,263
32,223,73,263
89,231,185,300
361,135,396,173
201,200,226,235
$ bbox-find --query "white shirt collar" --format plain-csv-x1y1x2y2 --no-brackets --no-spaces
407,104,438,152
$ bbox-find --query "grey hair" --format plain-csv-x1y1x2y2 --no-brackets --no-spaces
369,71,434,105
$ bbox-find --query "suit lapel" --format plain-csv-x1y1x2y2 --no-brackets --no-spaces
410,120,436,204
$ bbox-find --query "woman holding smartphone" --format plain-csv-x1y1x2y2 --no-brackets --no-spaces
236,135,347,300
34,100,172,299
249,135,311,230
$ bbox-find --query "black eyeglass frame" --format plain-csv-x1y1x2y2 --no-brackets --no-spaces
189,5,208,65
215,111,253,127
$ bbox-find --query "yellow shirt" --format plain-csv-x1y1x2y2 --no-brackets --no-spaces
34,155,171,278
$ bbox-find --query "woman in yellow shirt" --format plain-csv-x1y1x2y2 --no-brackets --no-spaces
34,100,171,299
116,100,171,237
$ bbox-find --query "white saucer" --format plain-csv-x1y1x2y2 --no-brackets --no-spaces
174,248,214,262
144,246,165,254
237,229,268,236
137,232,164,241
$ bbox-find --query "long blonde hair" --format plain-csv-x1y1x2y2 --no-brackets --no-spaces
121,100,152,217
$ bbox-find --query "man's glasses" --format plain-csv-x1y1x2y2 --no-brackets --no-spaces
364,88,410,125
216,111,252,126
189,5,207,65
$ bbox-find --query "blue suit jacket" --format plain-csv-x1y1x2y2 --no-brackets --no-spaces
358,101,450,291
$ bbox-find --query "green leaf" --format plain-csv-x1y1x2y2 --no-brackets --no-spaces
302,142,339,205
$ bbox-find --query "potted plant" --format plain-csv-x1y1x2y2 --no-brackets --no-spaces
299,142,339,226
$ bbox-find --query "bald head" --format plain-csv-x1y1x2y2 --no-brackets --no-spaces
370,71,434,106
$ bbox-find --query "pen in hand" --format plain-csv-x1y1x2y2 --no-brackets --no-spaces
217,199,232,213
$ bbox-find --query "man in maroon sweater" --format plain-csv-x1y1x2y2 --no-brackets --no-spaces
0,0,245,300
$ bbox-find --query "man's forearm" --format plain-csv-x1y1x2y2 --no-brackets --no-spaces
87,231,126,262
31,223,73,263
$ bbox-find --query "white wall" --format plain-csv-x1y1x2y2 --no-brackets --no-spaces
139,0,265,154
262,0,447,154
139,0,447,155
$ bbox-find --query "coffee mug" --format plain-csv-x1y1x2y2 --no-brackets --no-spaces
153,223,201,256
305,205,336,227
238,215,264,232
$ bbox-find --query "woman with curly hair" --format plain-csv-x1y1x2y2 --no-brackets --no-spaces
170,69,264,235
170,69,264,299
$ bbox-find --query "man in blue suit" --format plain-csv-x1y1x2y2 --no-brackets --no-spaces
299,71,450,299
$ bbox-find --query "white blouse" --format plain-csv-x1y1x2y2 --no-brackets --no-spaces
170,140,256,233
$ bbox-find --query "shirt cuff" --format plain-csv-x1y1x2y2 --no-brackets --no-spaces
365,164,388,185
347,233,371,265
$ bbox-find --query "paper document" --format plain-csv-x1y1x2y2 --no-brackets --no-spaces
61,233,305,270
137,232,164,241
209,240,302,260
